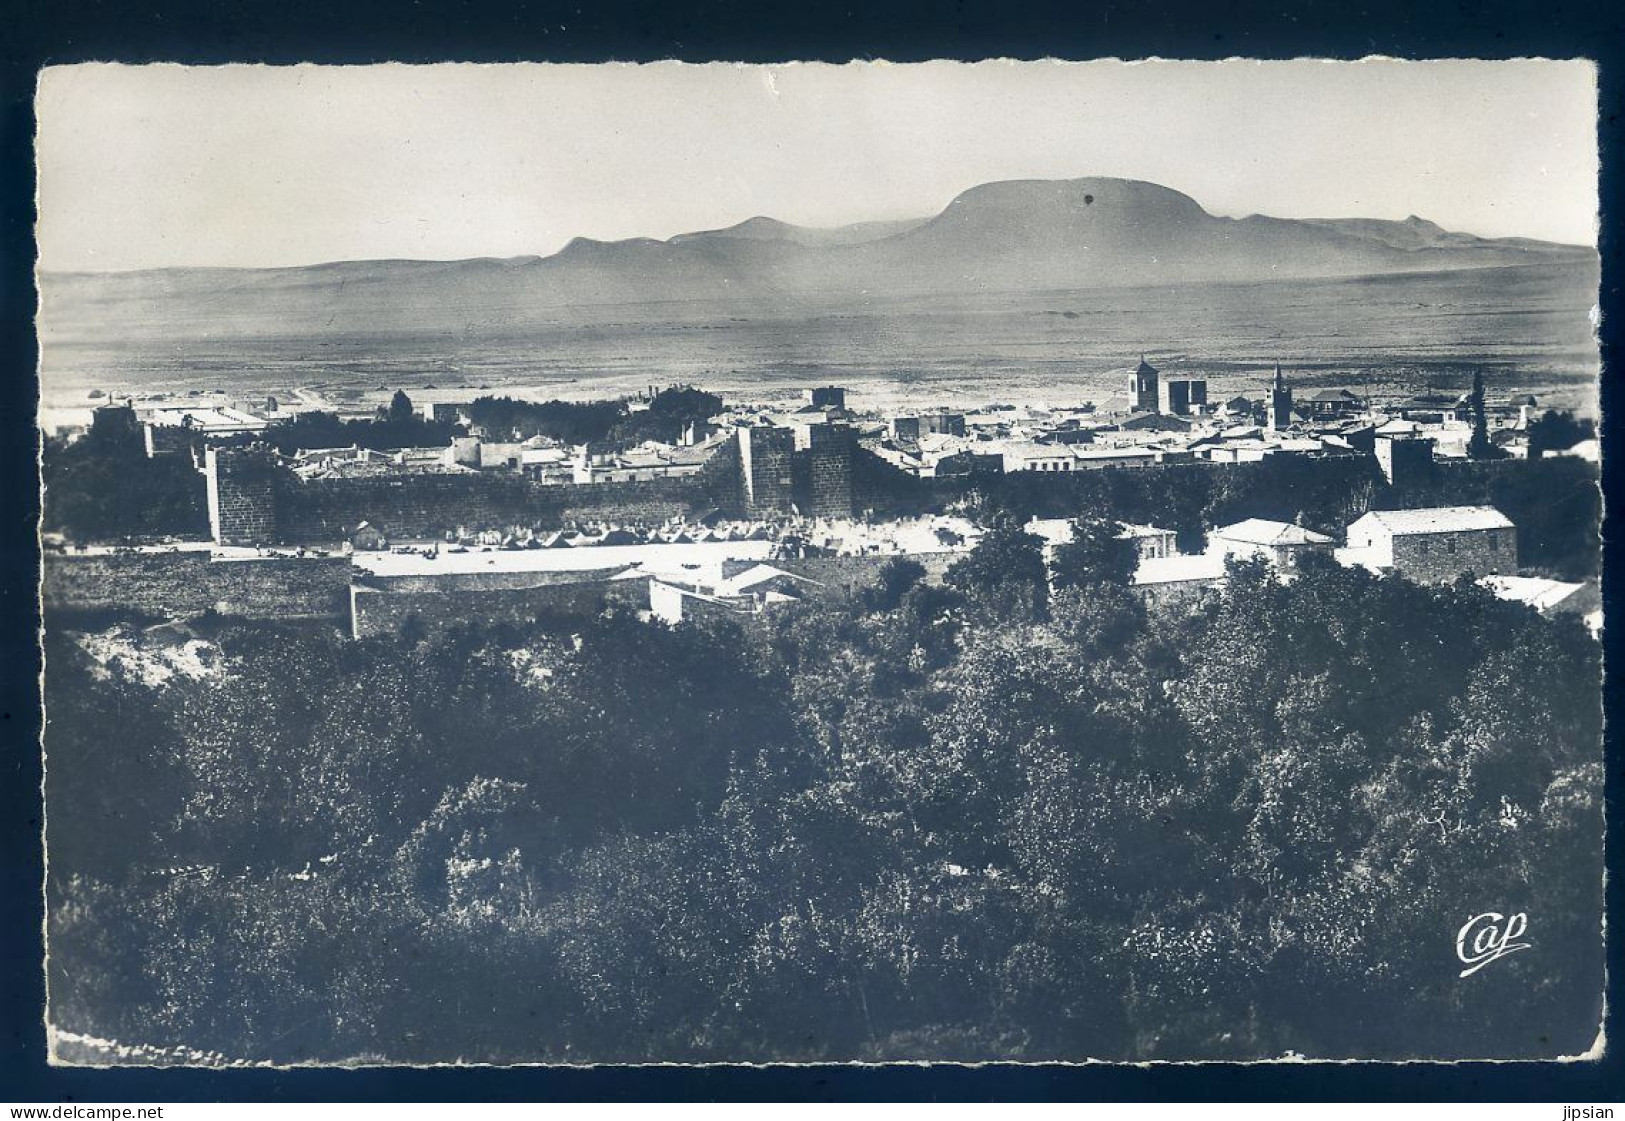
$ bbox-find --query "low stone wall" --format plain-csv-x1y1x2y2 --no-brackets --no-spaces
349,576,651,640
1136,577,1226,611
357,567,620,593
42,551,353,624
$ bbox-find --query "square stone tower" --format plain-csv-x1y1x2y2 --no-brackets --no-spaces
737,426,795,515
1131,356,1160,412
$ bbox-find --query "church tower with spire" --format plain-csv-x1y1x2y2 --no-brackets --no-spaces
1267,362,1294,431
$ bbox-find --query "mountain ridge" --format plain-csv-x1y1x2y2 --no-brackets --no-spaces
40,176,1596,342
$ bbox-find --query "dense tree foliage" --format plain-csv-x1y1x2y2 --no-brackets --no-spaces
465,387,723,448
387,390,416,425
616,387,725,445
42,433,208,542
46,553,1601,1063
1467,369,1506,460
1050,516,1140,590
956,457,1379,553
949,455,1598,580
260,406,459,454
1527,409,1595,459
466,396,627,445
945,525,1050,623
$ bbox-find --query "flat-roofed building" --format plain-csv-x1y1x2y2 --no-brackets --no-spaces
1072,446,1160,470
144,405,268,436
1134,552,1227,608
920,411,967,437
1158,377,1208,416
1479,574,1598,620
1002,443,1080,473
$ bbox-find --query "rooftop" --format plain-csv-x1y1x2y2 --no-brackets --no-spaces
1213,518,1335,547
1355,506,1514,535
353,539,778,579
1479,575,1587,612
1134,553,1227,586
145,407,268,431
715,563,824,598
1073,445,1161,461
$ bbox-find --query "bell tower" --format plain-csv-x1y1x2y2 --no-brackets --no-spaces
1268,362,1294,431
1131,355,1160,413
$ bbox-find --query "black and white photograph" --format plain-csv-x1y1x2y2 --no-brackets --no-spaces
35,59,1604,1067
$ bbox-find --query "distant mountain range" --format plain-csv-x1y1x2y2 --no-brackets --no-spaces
40,177,1596,341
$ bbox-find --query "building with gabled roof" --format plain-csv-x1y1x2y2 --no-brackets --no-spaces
1302,388,1363,416
714,562,824,601
1119,410,1193,433
1001,442,1081,473
1210,518,1335,570
1024,518,1178,563
1343,505,1516,584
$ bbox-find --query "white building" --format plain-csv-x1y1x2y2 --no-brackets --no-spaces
1209,518,1335,570
1024,518,1178,562
1133,552,1227,607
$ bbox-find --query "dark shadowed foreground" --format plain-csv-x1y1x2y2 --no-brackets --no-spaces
45,552,1601,1064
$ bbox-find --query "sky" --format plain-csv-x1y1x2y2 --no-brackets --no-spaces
35,59,1599,272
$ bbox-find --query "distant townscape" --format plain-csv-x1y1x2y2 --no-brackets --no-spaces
42,354,1602,639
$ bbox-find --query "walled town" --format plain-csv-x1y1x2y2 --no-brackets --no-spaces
41,356,1601,638
41,353,1606,1065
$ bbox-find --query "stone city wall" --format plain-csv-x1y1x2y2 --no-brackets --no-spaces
206,437,917,546
43,551,353,625
206,442,747,545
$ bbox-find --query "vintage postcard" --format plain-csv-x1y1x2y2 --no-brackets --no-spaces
36,59,1603,1065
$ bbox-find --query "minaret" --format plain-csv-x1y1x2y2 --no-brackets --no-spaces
1268,361,1293,431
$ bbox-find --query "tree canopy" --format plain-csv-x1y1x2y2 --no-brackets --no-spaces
1049,516,1140,590
46,552,1602,1063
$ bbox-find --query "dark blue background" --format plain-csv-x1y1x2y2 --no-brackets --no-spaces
3,0,1622,1101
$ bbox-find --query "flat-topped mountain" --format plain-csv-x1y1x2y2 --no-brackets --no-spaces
41,176,1595,341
